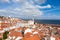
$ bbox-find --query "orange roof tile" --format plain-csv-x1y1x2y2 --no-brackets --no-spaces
8,31,23,37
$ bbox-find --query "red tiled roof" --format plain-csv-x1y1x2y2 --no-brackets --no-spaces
0,34,2,38
8,31,23,37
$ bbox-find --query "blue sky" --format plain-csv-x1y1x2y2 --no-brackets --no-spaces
0,0,60,19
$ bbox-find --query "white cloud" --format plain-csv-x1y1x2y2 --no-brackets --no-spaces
0,0,52,19
11,0,51,9
34,0,47,4
36,4,51,8
12,0,47,5
0,0,10,3
12,0,24,3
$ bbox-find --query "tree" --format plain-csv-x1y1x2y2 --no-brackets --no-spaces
0,16,4,18
2,31,9,40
